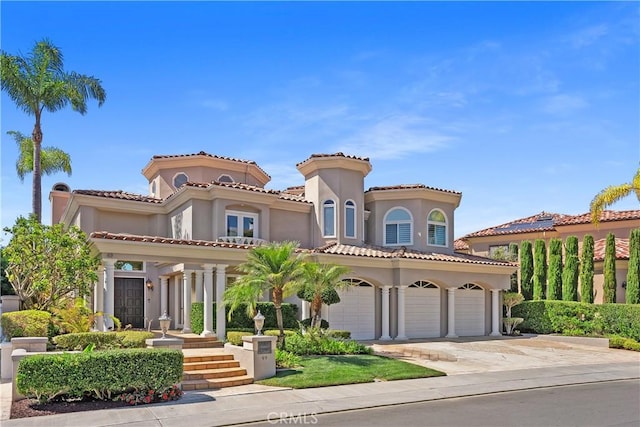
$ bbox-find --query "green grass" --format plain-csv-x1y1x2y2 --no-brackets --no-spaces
256,354,446,388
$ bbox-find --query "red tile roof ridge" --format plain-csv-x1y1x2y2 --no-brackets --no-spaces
592,237,630,261
555,209,640,226
463,211,570,238
366,183,461,195
182,180,311,203
296,152,370,166
89,231,253,249
73,189,163,204
151,151,271,179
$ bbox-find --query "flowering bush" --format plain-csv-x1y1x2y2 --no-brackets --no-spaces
117,385,183,405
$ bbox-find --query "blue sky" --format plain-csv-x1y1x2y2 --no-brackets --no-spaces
1,1,639,240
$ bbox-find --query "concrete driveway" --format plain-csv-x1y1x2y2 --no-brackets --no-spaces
368,334,640,375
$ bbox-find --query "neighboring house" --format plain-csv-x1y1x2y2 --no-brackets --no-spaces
456,210,640,304
50,151,515,340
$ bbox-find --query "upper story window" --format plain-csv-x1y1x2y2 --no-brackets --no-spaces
384,207,413,246
173,172,188,190
150,181,157,197
323,200,336,237
427,209,447,247
115,261,144,271
345,200,356,238
226,210,258,238
218,174,234,183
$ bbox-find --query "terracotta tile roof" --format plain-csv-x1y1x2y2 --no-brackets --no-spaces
90,231,254,249
312,242,514,266
463,211,569,238
593,237,630,261
555,210,640,226
151,151,271,179
183,181,310,203
366,183,461,195
73,190,163,204
454,239,469,251
296,152,370,167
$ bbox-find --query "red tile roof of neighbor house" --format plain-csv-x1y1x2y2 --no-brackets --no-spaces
593,237,630,261
554,210,640,226
454,239,469,251
151,151,271,178
366,183,461,195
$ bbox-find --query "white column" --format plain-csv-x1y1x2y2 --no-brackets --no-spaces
395,286,408,340
159,276,169,316
103,258,115,330
216,264,228,340
446,287,457,338
195,270,204,303
173,276,181,329
201,264,214,337
490,289,502,336
301,300,310,321
94,266,105,331
380,286,391,340
182,269,193,333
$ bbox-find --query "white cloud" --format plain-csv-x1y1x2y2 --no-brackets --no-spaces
567,24,609,49
541,94,589,115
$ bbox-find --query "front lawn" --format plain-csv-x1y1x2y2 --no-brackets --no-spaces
256,354,445,388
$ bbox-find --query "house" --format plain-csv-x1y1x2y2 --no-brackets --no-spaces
456,210,640,303
50,151,516,340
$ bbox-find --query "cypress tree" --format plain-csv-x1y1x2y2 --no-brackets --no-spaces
509,242,519,292
562,236,579,301
603,233,617,303
580,235,595,303
520,241,534,300
533,239,547,300
626,228,640,304
547,238,563,300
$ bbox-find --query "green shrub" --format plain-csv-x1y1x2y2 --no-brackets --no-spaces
275,349,301,368
598,304,640,341
284,330,371,356
609,335,640,351
53,331,154,351
325,330,351,339
225,331,245,346
16,348,183,402
0,310,51,339
299,318,329,329
264,329,297,338
225,329,296,346
190,302,299,335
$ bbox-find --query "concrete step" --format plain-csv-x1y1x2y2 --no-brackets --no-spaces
183,359,240,371
183,367,248,381
182,375,254,391
183,353,235,364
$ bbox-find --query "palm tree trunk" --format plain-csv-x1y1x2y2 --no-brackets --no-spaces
273,287,285,349
310,294,322,328
31,114,43,222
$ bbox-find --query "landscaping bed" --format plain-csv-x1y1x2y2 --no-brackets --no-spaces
11,397,128,419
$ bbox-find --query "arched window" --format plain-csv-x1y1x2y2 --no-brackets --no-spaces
173,172,188,190
218,174,234,183
427,209,447,246
459,283,483,290
384,207,412,245
345,200,356,238
409,280,438,289
323,200,336,237
151,181,157,197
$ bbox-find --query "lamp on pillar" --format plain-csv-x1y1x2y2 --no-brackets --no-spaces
253,311,265,336
145,278,154,291
159,312,171,339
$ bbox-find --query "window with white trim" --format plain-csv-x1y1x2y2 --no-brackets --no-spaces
173,172,188,190
427,209,447,246
226,210,258,238
345,200,356,238
323,200,336,237
218,174,234,183
459,283,482,290
410,280,438,289
384,207,413,246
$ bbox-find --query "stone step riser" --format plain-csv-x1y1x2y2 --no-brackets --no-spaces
183,368,247,381
183,355,234,364
181,376,253,391
184,361,240,371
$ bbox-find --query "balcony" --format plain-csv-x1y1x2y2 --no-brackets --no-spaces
217,236,267,246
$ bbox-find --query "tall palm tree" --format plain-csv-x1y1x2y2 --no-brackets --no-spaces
224,241,307,348
298,262,351,328
590,168,640,225
8,131,72,182
1,38,106,222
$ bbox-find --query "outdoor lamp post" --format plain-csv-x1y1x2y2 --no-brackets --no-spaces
253,311,265,336
159,311,171,339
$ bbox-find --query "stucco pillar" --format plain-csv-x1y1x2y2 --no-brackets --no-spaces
182,270,193,333
490,289,502,336
159,275,169,316
201,264,214,337
395,286,408,340
173,276,181,329
216,265,228,340
446,287,457,338
301,300,310,321
103,259,115,330
195,270,204,303
380,286,392,341
94,266,105,331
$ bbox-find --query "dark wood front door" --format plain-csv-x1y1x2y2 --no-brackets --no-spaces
114,278,144,329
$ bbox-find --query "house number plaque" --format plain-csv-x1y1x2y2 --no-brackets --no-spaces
257,341,272,354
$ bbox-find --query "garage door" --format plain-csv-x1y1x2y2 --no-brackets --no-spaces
327,280,375,340
405,281,441,338
455,283,485,336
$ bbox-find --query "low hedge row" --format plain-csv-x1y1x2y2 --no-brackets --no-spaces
0,310,51,339
225,328,351,346
16,348,183,402
190,302,299,335
512,301,640,341
53,331,154,351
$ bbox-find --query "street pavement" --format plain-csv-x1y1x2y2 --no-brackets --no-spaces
1,335,639,426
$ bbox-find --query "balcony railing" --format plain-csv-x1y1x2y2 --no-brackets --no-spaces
217,236,267,246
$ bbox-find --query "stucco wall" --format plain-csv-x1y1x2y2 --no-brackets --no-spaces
169,202,193,240
269,209,311,247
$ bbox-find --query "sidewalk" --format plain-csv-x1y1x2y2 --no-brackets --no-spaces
2,362,639,427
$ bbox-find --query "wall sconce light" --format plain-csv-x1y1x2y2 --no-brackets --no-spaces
146,278,154,291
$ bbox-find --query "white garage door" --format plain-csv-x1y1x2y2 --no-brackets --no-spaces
405,281,441,338
455,283,485,336
327,281,375,340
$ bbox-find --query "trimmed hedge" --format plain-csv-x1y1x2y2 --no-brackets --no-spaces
226,329,297,346
1,310,51,339
16,348,183,402
53,331,154,351
190,302,299,335
513,301,640,341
